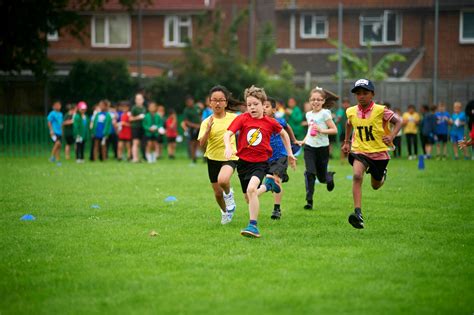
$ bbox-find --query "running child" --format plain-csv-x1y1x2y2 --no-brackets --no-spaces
296,87,338,210
198,85,241,224
47,101,63,164
224,85,296,238
143,102,164,163
73,101,89,163
342,79,402,229
263,97,297,220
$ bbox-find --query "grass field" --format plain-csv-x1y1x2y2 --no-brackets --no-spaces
1,155,473,314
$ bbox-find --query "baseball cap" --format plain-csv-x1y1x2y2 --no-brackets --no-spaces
351,79,375,93
77,101,87,110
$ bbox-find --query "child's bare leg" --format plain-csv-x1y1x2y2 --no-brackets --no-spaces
217,165,233,194
452,143,459,158
65,144,70,160
93,139,99,161
126,142,131,159
101,143,107,160
274,191,282,205
246,176,261,221
132,139,140,162
211,183,226,211
54,141,61,161
352,159,366,209
117,141,123,159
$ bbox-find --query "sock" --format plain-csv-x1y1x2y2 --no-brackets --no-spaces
249,220,257,226
306,200,313,205
355,207,362,214
146,153,152,162
274,204,281,211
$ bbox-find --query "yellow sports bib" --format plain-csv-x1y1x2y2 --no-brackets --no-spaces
346,104,389,152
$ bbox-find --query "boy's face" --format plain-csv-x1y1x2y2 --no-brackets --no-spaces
135,94,144,107
263,101,274,117
53,102,61,111
148,104,157,113
453,103,461,113
438,104,446,112
288,98,296,108
185,98,194,107
246,96,264,118
342,100,350,109
99,102,107,111
354,89,374,107
309,92,324,111
210,91,227,114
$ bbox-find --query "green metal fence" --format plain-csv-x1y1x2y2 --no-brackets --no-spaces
0,115,56,157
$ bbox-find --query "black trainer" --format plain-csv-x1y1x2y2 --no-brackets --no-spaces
271,209,281,220
303,201,313,210
348,209,364,229
326,171,336,191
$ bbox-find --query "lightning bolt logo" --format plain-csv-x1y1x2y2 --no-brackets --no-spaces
247,128,262,147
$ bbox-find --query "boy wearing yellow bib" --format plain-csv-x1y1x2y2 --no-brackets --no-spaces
342,79,402,229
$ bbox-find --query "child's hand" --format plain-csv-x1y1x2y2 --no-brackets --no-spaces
458,137,471,149
224,147,235,160
382,135,393,145
342,142,351,154
295,140,304,146
288,154,297,170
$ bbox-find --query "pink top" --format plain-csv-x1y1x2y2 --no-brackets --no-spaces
347,102,395,160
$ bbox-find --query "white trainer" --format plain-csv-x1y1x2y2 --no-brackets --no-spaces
221,210,231,225
223,188,236,212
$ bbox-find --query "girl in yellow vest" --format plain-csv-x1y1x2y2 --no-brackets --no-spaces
342,79,402,229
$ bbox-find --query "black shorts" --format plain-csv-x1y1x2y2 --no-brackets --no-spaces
207,159,236,183
236,159,268,194
51,134,62,143
167,137,176,143
304,145,329,182
65,135,74,145
422,135,435,145
157,134,164,144
132,127,144,140
268,156,289,182
145,135,159,142
188,128,199,141
328,135,337,143
435,134,448,143
349,153,389,182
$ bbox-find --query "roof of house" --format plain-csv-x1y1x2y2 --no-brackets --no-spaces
275,0,474,10
264,48,422,79
69,0,215,12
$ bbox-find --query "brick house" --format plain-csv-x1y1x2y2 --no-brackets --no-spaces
263,0,474,84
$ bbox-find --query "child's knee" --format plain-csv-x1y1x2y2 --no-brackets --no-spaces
246,185,257,195
353,173,364,182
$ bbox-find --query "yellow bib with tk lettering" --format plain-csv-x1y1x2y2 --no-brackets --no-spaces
346,104,388,153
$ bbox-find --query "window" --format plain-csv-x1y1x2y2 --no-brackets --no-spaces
360,11,401,45
164,16,192,47
91,15,131,48
300,14,328,39
47,30,58,41
460,10,474,43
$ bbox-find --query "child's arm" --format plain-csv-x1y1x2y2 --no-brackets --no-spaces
284,123,297,143
223,130,235,160
383,115,402,145
198,117,213,147
458,137,473,149
317,118,338,135
279,129,297,170
342,121,353,154
47,121,54,136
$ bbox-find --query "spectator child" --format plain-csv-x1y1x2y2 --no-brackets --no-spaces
183,95,201,163
91,100,112,161
47,101,63,164
130,93,146,162
286,97,305,140
402,104,420,160
117,101,132,161
143,102,164,163
165,109,178,159
393,108,403,158
73,101,89,163
450,101,469,160
63,104,76,160
434,103,450,159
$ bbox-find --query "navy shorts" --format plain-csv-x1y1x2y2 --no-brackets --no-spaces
236,159,268,194
349,153,389,182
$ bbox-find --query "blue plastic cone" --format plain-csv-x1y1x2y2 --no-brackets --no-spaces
418,155,425,170
20,214,36,221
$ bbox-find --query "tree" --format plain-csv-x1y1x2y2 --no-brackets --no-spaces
328,39,406,81
0,0,141,77
255,22,276,67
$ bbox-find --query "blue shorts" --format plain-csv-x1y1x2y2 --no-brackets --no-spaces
450,134,464,143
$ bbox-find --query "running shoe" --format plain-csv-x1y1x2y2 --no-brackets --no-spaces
264,176,281,193
240,224,260,238
223,188,236,212
348,210,364,229
221,210,231,225
271,209,281,220
326,171,336,191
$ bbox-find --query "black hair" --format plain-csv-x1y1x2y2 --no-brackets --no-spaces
208,85,244,113
383,102,392,109
267,97,277,109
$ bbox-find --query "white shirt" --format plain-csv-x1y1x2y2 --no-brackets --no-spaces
305,109,332,148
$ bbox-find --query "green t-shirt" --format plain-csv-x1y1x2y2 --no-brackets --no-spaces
143,113,164,137
64,113,74,137
336,107,347,136
131,105,146,128
183,106,201,126
288,106,304,139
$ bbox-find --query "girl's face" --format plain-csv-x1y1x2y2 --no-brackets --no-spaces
246,96,264,118
263,101,274,117
79,108,86,114
135,94,144,107
148,104,157,113
210,91,227,114
453,103,461,114
309,92,325,112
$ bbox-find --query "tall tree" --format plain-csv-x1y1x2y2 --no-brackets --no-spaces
0,0,140,77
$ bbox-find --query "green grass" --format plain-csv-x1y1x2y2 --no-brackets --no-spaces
1,156,473,314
